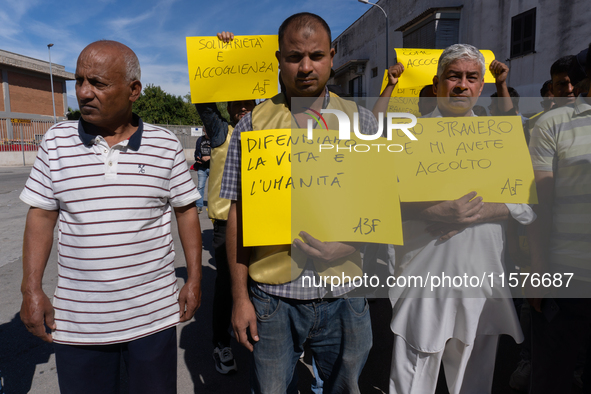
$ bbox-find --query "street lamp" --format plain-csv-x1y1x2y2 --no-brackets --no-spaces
358,0,389,72
47,43,57,123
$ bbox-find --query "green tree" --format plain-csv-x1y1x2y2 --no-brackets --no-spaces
184,92,230,122
133,84,201,125
67,107,81,120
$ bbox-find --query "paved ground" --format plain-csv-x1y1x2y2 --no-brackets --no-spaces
0,164,580,393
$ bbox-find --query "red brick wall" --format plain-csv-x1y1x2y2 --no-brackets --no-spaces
8,71,65,116
0,72,4,112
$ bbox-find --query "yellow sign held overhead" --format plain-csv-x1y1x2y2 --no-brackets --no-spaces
390,116,538,204
186,35,279,103
379,49,497,116
380,82,422,117
241,129,403,247
393,48,496,89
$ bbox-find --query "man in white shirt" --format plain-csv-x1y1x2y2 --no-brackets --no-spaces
388,44,535,394
19,40,202,393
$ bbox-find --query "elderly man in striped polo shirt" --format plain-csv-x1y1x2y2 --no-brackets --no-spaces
527,44,591,394
19,40,202,393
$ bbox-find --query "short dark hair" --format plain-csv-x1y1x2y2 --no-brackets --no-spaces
228,99,256,107
419,85,433,97
550,55,576,77
551,54,586,87
575,78,591,95
586,42,591,77
278,12,332,51
540,80,552,97
472,105,488,117
490,87,520,111
490,86,520,99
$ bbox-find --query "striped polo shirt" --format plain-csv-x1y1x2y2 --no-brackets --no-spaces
529,94,591,282
20,116,200,345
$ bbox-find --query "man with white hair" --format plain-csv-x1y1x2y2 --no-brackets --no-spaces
388,44,536,394
19,40,202,393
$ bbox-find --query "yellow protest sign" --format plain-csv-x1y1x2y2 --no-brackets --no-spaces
381,80,422,117
389,116,538,203
395,48,496,88
379,49,496,114
379,49,496,117
186,35,278,103
241,130,291,246
241,129,403,247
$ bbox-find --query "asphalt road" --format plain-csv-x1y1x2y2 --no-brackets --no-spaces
0,164,578,394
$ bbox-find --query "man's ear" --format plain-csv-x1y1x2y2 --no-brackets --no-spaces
129,80,142,103
550,82,555,96
330,47,335,68
432,76,439,95
275,50,281,69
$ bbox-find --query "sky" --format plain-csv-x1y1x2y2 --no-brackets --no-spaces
0,0,372,109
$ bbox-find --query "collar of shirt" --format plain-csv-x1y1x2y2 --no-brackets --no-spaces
282,86,331,108
431,106,476,118
322,86,331,107
78,113,144,151
573,93,591,117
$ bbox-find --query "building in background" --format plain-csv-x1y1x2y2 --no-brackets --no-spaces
0,49,74,164
330,0,591,114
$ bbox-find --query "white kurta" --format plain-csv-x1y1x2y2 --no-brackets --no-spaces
389,205,533,352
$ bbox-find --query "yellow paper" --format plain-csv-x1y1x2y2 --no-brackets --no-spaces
186,35,279,103
380,49,496,96
382,83,422,117
389,117,538,203
241,129,403,247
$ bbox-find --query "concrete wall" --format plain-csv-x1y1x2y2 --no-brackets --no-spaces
184,149,196,163
0,151,38,166
331,0,591,114
154,124,200,150
332,0,462,98
459,0,591,103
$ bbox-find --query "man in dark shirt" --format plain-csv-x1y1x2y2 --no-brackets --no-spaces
194,131,211,213
195,98,255,374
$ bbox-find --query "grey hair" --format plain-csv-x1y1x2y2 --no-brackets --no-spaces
437,44,485,79
123,50,141,82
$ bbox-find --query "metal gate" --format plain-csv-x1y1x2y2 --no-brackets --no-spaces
0,118,54,152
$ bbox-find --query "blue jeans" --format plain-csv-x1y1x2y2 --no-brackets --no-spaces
196,167,209,208
249,284,372,394
311,357,324,394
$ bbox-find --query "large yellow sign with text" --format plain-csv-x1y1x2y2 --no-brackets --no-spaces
186,35,278,103
241,129,403,247
390,116,538,203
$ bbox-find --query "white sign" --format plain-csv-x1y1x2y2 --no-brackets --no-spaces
191,127,203,137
